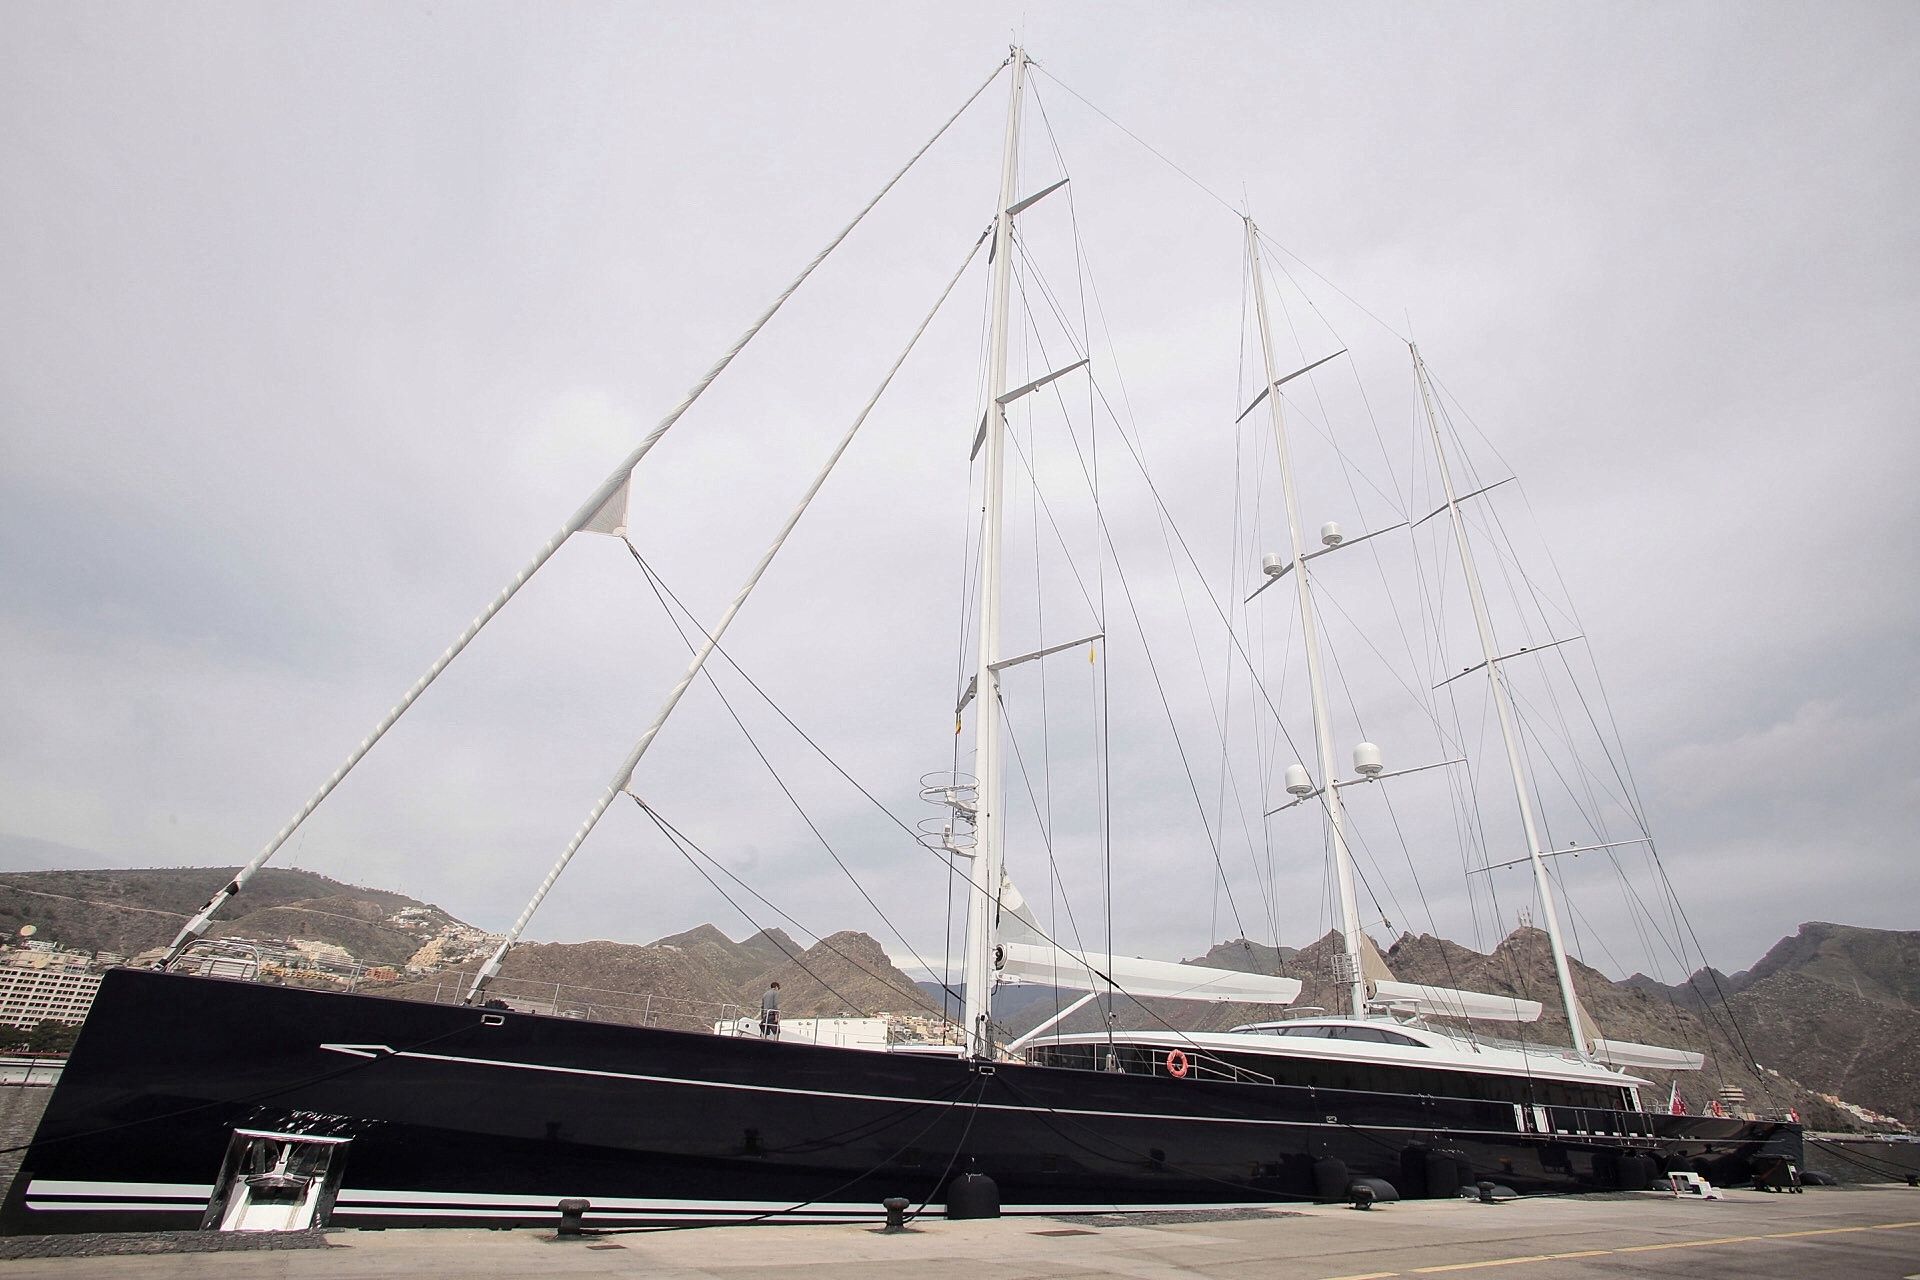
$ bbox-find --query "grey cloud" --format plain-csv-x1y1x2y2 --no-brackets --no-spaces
3,3,1915,990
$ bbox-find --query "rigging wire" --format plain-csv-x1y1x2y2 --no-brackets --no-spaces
1014,96,1285,996
1413,372,1574,1051
624,548,957,1015
998,271,1276,947
996,692,1101,970
466,217,995,996
1425,387,1691,1005
1027,66,1241,220
1302,583,1468,977
1021,72,1750,1088
1231,230,1285,951
1411,352,1772,1079
615,535,1254,1063
631,797,937,1022
1030,83,1123,1028
636,776,1260,1070
1023,116,1316,977
1011,243,1289,928
161,53,1017,961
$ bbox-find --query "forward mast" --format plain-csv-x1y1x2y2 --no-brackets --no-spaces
959,45,1029,1060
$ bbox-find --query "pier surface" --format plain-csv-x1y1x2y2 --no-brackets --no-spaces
0,1185,1915,1279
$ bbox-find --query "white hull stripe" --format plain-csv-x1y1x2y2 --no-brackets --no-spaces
329,1206,879,1221
25,1202,203,1213
329,1198,1288,1219
327,1045,1572,1140
29,1180,214,1198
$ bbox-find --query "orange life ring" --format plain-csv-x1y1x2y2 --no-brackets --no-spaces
1165,1049,1190,1079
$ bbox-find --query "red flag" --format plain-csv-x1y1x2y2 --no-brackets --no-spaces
1668,1082,1688,1115
1787,1108,1800,1123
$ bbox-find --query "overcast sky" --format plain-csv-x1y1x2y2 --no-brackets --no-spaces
3,2,1916,993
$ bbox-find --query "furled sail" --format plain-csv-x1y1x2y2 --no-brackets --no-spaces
1355,934,1541,1021
997,940,1304,1004
1589,1038,1706,1071
994,874,1301,1005
1571,994,1705,1069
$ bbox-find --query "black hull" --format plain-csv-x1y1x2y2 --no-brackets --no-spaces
1,970,1798,1233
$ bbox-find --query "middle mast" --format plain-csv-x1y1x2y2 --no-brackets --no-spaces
960,45,1029,1061
1246,219,1370,1019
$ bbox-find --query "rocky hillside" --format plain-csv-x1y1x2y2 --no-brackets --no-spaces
375,925,936,1032
0,867,491,969
1624,923,1920,1130
0,867,934,1028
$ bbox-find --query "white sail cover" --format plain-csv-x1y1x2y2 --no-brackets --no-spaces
992,873,1299,1004
998,941,1303,1004
1589,1038,1706,1071
1370,980,1543,1023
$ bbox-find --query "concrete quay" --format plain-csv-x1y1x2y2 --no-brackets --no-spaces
0,1184,1916,1280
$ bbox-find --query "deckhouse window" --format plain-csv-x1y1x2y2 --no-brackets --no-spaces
1330,1026,1422,1046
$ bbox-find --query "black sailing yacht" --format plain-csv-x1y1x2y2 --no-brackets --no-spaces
3,47,1794,1235
3,966,1791,1230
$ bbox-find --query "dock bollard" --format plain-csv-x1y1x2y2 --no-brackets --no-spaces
1345,1177,1398,1209
557,1198,590,1236
882,1197,910,1232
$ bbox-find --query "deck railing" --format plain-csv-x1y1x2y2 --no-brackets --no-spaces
163,940,827,1036
400,974,751,1034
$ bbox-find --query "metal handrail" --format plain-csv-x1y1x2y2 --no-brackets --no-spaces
1186,1052,1275,1086
166,939,760,1033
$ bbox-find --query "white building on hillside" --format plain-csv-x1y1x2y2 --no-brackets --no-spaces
0,963,104,1029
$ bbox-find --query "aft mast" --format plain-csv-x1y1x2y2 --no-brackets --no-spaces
1246,220,1369,1020
1412,344,1592,1059
959,45,1028,1060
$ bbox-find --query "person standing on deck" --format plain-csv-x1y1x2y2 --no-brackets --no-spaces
760,981,781,1039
